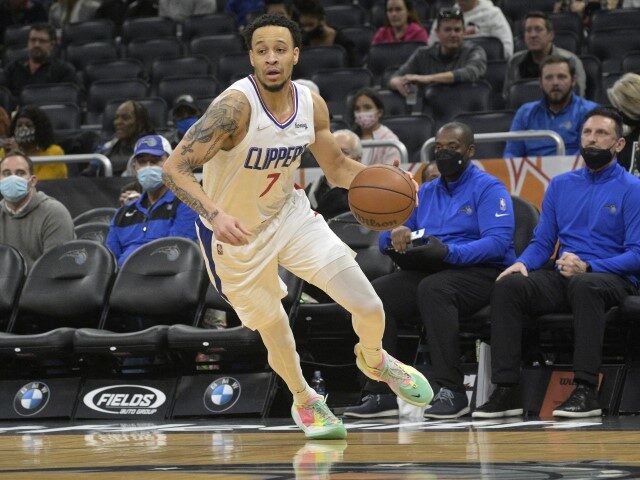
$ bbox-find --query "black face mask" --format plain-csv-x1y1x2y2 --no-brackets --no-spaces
580,143,616,171
435,148,468,178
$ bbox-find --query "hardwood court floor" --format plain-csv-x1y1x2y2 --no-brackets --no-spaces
2,417,640,478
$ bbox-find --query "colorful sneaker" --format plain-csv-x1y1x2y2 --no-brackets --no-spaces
291,395,347,440
354,343,433,407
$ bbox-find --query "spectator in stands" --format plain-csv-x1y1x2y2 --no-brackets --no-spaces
607,73,640,171
343,122,515,419
0,150,74,269
389,7,487,99
296,0,357,67
372,0,428,46
265,0,297,20
1,23,77,100
85,100,155,176
5,105,67,179
158,0,217,22
169,94,202,147
226,0,265,29
427,0,513,59
349,88,400,166
474,108,640,420
0,107,10,144
0,0,48,42
305,129,361,219
106,134,198,267
503,11,586,99
504,56,598,159
48,0,101,29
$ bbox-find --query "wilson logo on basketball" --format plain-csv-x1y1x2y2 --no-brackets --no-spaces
83,385,166,415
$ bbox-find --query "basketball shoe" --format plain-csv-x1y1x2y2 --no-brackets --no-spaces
291,394,347,440
354,343,433,407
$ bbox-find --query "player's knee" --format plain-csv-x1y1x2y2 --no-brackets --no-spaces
352,295,384,320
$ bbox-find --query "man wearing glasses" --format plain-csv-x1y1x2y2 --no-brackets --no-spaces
389,7,487,98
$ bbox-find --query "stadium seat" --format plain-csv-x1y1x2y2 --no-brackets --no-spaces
0,85,16,112
549,12,583,39
40,103,81,131
588,28,640,74
216,52,253,86
581,54,603,102
324,5,368,29
367,42,425,86
311,68,373,119
65,41,118,70
86,79,149,124
590,8,640,32
553,30,580,55
2,46,28,65
157,75,220,108
74,222,110,244
102,97,168,136
384,114,435,163
465,36,504,61
73,237,207,358
486,59,508,109
370,2,386,29
124,38,183,69
3,24,30,49
190,34,244,69
599,72,623,106
151,56,211,90
501,0,555,22
508,79,542,110
623,52,640,74
0,241,115,357
73,207,118,226
293,45,348,79
377,89,410,117
0,245,26,333
122,16,176,43
83,58,145,89
423,81,491,127
62,19,115,46
340,26,375,66
453,110,515,159
182,13,238,40
19,83,79,107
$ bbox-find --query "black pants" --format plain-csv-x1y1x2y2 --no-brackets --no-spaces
490,270,637,386
364,266,500,394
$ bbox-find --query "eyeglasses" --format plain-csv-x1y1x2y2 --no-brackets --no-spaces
437,7,463,21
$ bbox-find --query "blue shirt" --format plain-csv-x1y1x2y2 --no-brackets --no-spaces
504,94,598,158
379,164,516,268
106,189,198,267
518,161,640,285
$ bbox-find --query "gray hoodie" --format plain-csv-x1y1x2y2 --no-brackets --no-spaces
0,191,74,269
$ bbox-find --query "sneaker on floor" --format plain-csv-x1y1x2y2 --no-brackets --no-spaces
354,343,433,407
343,394,398,418
424,387,470,419
292,395,347,440
553,383,602,418
472,385,523,419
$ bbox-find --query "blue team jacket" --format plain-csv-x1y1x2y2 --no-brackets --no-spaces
106,189,198,267
518,161,640,284
379,164,516,268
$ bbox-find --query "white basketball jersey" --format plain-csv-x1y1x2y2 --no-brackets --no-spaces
201,75,315,232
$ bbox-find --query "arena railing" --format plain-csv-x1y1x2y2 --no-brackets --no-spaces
31,154,114,177
420,130,566,163
361,138,409,164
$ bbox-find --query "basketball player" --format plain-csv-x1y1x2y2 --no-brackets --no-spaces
162,14,433,440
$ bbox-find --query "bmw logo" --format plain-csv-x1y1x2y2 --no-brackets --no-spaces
14,382,50,416
203,377,241,413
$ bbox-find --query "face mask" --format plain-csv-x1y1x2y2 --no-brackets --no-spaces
580,143,616,171
14,126,36,145
176,117,198,136
435,148,468,178
136,166,164,192
0,175,29,203
354,111,377,130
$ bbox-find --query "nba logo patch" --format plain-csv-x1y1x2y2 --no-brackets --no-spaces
217,244,223,255
499,197,507,211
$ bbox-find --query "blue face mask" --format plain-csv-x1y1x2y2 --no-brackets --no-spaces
136,166,164,192
176,117,198,136
0,175,30,203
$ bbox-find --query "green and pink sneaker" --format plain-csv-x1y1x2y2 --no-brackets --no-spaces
354,343,433,407
291,395,347,440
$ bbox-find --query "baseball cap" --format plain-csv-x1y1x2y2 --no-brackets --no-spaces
173,94,200,114
133,134,172,158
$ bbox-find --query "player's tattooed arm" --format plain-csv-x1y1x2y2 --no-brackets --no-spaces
162,91,250,224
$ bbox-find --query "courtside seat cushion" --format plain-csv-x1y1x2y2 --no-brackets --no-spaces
73,325,169,353
167,324,265,353
0,327,75,355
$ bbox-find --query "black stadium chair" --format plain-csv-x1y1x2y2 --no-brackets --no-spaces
2,46,28,65
73,207,118,226
216,52,253,86
501,0,555,22
423,81,491,127
311,68,373,118
0,86,14,112
340,26,375,66
62,19,115,46
588,28,640,74
549,12,583,39
190,34,244,68
65,41,118,70
122,16,176,43
553,30,580,55
19,83,80,107
40,103,81,131
465,36,504,61
182,13,237,40
102,97,168,136
623,52,640,74
74,222,110,244
590,8,640,32
453,110,515,159
124,38,183,69
384,114,435,163
151,56,211,90
581,54,603,102
0,245,26,333
293,45,347,79
599,72,624,106
367,42,425,85
324,4,367,29
3,25,30,48
157,75,220,108
86,79,149,124
83,58,145,89
377,89,410,117
486,59,508,109
508,79,542,110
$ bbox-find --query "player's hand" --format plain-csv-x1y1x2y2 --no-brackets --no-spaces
496,261,528,282
211,211,251,246
555,252,588,277
390,226,411,253
392,159,419,206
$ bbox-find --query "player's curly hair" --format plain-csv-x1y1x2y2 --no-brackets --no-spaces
242,13,302,50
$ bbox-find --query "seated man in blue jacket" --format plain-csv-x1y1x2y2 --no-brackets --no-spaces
474,108,640,419
344,122,516,419
106,135,198,267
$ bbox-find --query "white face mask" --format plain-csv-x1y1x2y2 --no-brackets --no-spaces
354,111,378,130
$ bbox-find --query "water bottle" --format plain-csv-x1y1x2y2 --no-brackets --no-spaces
310,370,326,396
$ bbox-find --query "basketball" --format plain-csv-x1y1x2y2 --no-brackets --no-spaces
348,164,416,231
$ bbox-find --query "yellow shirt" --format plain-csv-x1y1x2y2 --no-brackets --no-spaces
1,145,68,180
